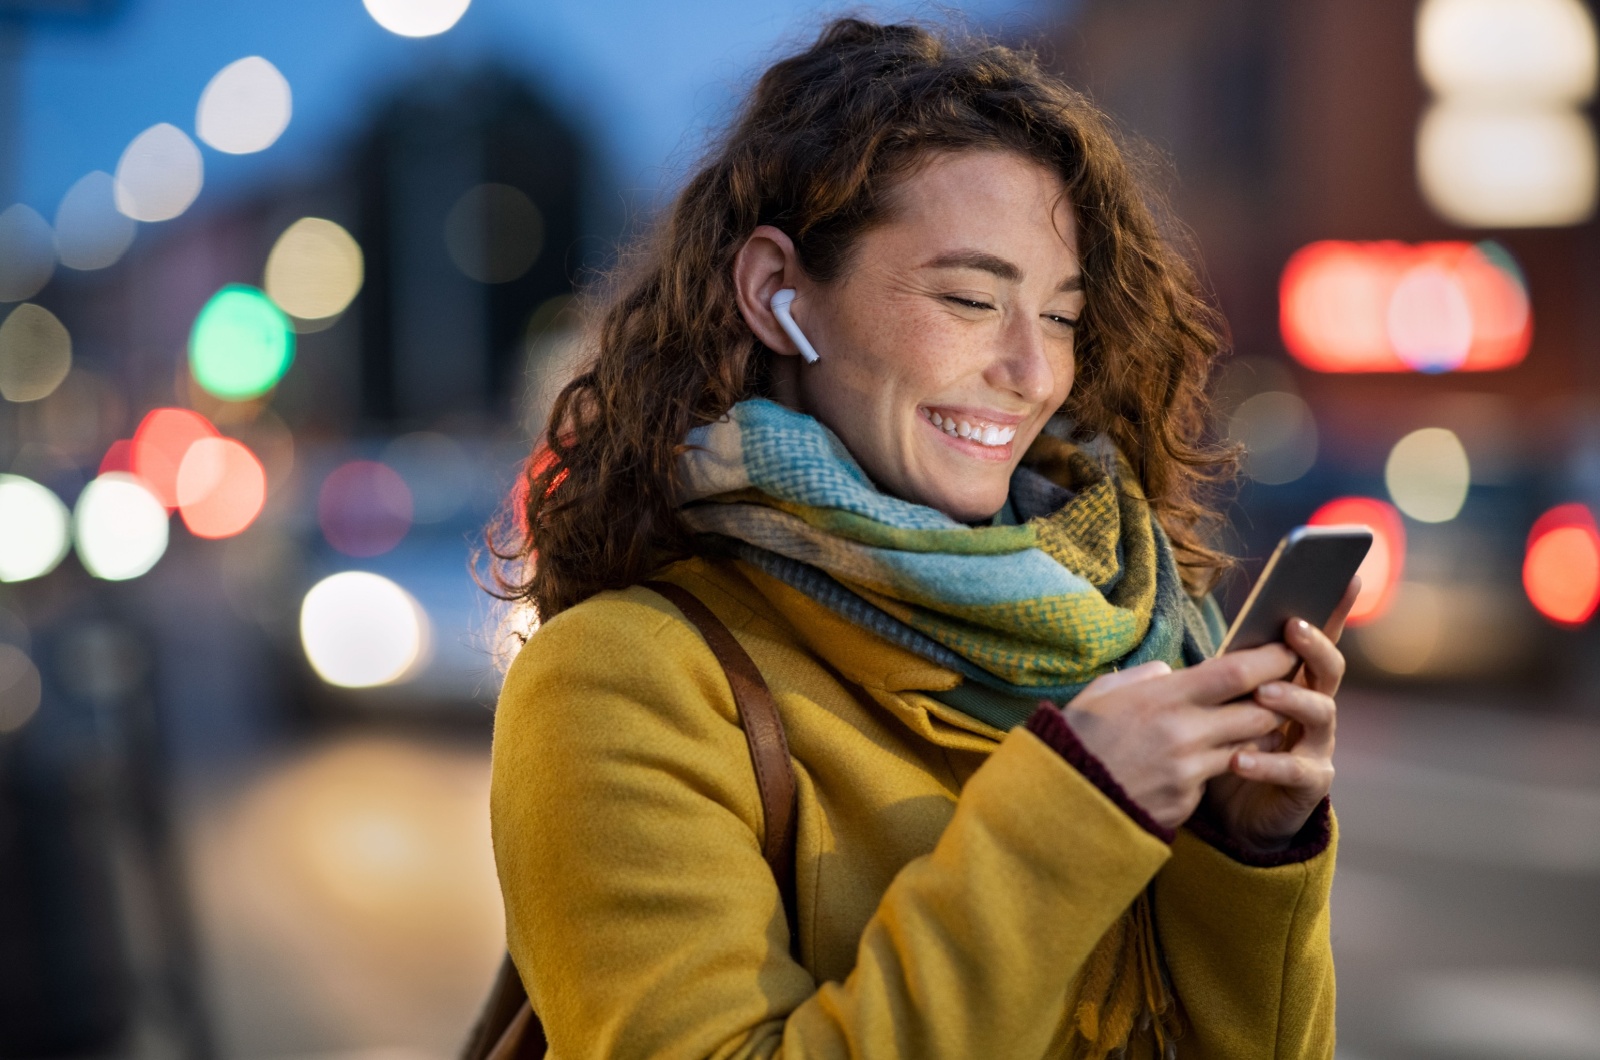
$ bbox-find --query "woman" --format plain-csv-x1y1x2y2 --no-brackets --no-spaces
489,18,1348,1059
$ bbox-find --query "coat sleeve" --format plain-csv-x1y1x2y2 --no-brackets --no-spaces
1151,811,1339,1059
490,591,1172,1060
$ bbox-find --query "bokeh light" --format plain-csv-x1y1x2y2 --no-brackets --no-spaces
1418,104,1597,228
0,304,72,402
1226,390,1318,485
1523,503,1600,625
443,183,543,284
114,123,204,223
1418,0,1598,104
133,407,219,509
0,644,42,734
263,218,364,322
363,0,473,37
1309,496,1406,625
54,171,137,270
299,572,429,687
318,460,414,557
0,475,71,582
0,204,56,303
189,285,294,400
196,56,293,155
1358,582,1445,675
1386,427,1472,523
74,472,170,581
177,437,267,539
1280,241,1531,372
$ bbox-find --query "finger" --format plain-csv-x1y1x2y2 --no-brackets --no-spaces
1286,617,1347,695
1186,701,1284,747
1230,750,1334,798
1253,683,1336,754
1171,643,1299,705
1083,660,1172,697
1322,575,1361,644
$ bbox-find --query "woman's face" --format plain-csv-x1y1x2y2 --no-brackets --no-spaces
737,150,1084,522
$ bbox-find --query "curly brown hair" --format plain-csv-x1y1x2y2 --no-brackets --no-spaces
489,17,1236,622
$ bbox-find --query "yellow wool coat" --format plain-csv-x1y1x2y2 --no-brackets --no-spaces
490,555,1337,1059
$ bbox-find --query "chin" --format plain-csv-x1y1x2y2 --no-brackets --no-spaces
927,483,1009,524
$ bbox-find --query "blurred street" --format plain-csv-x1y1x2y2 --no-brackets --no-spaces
1332,693,1600,1060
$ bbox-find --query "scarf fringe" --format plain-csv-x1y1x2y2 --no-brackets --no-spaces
1069,891,1179,1059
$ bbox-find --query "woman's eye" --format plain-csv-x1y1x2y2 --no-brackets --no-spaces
943,296,995,311
1046,314,1079,329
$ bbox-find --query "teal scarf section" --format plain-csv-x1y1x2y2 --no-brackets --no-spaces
677,399,1219,729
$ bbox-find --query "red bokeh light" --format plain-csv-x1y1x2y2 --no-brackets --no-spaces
132,408,220,510
318,460,414,557
99,439,134,476
1307,497,1406,626
176,437,267,539
1524,504,1600,627
1280,241,1531,373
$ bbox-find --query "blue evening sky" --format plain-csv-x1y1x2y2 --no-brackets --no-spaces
13,0,1058,220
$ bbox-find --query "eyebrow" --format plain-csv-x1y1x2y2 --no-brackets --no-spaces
923,250,1084,293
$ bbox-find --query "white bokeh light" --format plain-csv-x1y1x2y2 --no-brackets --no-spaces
1386,428,1473,523
1418,0,1598,104
300,572,429,688
363,0,472,37
264,217,364,320
0,204,56,303
1418,103,1598,227
115,123,204,223
197,56,293,155
0,475,70,582
74,472,170,580
55,171,137,271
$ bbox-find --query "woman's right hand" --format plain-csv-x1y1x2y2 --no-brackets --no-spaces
1059,645,1299,830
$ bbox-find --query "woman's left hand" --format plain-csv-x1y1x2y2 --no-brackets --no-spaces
1199,577,1358,854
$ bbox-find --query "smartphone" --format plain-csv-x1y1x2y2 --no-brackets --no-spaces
1218,525,1373,654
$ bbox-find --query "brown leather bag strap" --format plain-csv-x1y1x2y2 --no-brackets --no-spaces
643,580,799,916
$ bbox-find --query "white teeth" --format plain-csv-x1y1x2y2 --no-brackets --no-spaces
924,408,1017,447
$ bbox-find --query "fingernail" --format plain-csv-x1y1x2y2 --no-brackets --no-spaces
1258,681,1284,700
1237,752,1256,769
1293,619,1312,635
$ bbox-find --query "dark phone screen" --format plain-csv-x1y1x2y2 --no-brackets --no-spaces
1220,527,1372,653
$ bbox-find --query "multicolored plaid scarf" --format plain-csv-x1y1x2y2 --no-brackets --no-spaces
678,399,1215,727
678,398,1216,1059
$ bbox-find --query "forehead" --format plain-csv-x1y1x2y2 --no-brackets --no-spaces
873,149,1080,262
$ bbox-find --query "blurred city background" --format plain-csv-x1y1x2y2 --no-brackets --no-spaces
1,1,1597,1058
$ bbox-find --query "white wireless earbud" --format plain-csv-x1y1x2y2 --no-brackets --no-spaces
769,288,820,364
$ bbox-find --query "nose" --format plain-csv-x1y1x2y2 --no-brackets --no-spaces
984,311,1063,406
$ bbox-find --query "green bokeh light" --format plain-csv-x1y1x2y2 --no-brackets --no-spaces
189,284,294,400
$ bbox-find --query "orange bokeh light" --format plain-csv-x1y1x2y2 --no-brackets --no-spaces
1280,241,1531,373
1523,504,1600,627
132,408,220,510
1307,496,1406,625
176,437,267,539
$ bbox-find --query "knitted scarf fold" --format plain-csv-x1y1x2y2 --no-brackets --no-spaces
678,399,1209,1056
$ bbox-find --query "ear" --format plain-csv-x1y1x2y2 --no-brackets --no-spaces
733,225,810,358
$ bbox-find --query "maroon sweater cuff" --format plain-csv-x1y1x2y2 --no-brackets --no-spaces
1184,795,1334,867
1024,705,1176,843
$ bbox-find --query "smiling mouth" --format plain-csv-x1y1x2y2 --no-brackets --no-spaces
919,407,1018,448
